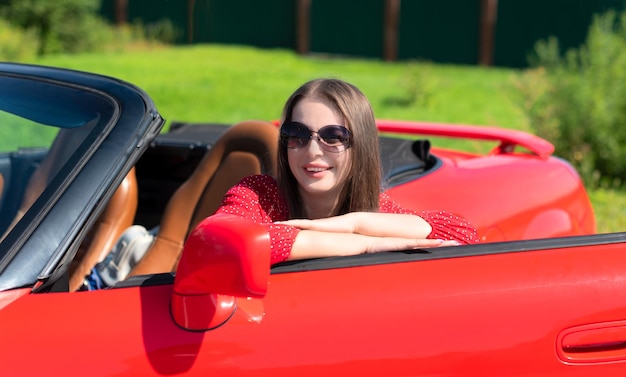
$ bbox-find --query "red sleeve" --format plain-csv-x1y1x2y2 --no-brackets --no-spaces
267,223,300,263
415,210,480,245
379,193,479,245
215,175,299,264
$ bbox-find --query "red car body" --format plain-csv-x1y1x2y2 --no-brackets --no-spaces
2,223,625,376
376,120,595,242
1,63,620,376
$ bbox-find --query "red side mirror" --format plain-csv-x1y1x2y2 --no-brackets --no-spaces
171,213,270,331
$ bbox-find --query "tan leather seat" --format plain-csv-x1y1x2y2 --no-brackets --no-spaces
129,120,278,276
68,168,138,291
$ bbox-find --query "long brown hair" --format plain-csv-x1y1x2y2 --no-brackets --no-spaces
277,78,381,218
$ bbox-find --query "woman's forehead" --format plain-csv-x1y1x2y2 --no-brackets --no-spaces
292,98,345,127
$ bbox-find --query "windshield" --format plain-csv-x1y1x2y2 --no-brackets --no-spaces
0,74,116,246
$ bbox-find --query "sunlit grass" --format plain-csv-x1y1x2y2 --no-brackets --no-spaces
588,188,626,234
33,44,525,131
27,44,625,234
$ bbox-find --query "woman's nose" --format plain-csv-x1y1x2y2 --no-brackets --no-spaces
305,134,324,154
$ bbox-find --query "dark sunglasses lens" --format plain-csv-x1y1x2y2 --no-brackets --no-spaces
281,122,352,152
318,126,351,148
281,122,311,148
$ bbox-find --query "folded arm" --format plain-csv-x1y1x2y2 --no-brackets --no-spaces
278,210,480,261
278,212,433,239
287,229,450,261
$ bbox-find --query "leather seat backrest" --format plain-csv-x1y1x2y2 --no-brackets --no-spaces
68,168,138,291
129,120,278,276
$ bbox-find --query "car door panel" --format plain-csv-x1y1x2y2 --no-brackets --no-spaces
1,242,626,376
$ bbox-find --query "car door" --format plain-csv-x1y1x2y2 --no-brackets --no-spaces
2,235,626,376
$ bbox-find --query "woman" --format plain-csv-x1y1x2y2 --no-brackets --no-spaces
216,78,479,264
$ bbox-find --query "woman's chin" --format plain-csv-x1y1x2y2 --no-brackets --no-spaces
298,180,339,196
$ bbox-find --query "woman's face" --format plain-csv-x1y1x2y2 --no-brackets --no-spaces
288,97,352,203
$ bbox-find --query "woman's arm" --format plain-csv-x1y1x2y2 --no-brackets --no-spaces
287,229,454,261
279,210,479,246
278,212,433,239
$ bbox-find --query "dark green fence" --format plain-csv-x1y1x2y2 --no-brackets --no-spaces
309,0,384,57
397,1,480,65
100,0,626,67
494,0,626,67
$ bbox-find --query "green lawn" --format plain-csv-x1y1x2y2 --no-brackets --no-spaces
30,44,626,234
34,45,526,130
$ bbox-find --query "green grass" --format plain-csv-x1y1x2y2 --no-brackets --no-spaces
588,188,626,234
28,44,626,234
33,45,526,130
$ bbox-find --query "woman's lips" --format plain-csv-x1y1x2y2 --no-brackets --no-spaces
303,165,331,177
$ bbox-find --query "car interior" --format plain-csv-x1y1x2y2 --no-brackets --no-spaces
67,169,138,291
88,119,441,290
0,135,54,236
0,113,441,292
127,119,279,278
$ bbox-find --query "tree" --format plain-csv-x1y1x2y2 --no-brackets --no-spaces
0,0,106,55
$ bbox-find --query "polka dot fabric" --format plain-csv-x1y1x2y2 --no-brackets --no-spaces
216,175,479,265
216,175,297,265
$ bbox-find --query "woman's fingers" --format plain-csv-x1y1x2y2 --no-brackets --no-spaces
429,239,461,247
407,238,459,248
367,238,460,253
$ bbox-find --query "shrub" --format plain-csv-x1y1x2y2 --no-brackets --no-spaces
135,19,180,45
0,0,109,55
0,19,37,61
0,0,179,55
516,10,626,188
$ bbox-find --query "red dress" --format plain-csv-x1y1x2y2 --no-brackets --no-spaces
216,175,479,264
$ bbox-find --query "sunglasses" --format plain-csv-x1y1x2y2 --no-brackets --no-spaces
280,121,353,153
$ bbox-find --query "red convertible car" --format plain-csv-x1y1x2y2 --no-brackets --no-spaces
2,63,623,376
